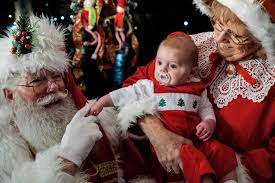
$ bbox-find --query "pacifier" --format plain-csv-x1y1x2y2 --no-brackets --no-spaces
156,72,171,85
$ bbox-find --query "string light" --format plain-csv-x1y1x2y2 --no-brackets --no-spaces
61,16,65,20
8,15,12,18
184,21,189,26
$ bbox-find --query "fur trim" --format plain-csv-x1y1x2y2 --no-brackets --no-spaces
235,153,253,183
0,123,87,183
117,96,159,135
0,123,33,182
0,106,12,126
128,176,156,183
98,107,122,150
0,15,70,85
217,0,275,64
193,0,213,16
10,146,88,183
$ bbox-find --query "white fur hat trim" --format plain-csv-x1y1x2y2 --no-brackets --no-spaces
0,15,70,84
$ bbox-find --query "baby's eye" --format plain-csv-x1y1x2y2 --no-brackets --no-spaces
170,64,177,69
157,60,162,65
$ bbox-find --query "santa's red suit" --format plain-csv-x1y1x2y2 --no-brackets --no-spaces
112,66,237,182
123,32,275,183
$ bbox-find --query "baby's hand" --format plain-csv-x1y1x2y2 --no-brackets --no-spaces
89,102,103,116
195,119,216,141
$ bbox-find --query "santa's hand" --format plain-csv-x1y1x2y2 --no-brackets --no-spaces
196,119,216,141
59,104,103,167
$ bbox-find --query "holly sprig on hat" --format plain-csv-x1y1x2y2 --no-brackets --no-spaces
11,15,36,56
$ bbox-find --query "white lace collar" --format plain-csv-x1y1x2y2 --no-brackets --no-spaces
192,32,275,108
210,58,274,108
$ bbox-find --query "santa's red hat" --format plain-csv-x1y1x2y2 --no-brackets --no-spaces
193,0,275,64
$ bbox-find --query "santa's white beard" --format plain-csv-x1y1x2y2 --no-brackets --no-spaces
13,92,78,152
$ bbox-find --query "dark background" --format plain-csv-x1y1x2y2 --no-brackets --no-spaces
0,0,212,66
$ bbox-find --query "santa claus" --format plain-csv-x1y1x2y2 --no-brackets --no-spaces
0,15,149,182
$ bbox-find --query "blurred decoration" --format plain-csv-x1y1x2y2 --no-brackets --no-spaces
0,0,212,98
113,43,131,87
70,0,140,98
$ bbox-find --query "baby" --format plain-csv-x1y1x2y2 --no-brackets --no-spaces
89,33,237,183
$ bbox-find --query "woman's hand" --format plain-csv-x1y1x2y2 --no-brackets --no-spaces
139,115,193,174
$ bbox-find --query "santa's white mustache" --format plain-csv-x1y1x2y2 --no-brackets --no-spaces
36,89,69,106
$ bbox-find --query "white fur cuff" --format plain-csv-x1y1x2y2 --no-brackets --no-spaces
117,97,158,134
235,153,253,183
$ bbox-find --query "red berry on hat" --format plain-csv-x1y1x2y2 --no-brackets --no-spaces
21,31,27,36
25,44,31,49
14,35,20,41
11,47,17,54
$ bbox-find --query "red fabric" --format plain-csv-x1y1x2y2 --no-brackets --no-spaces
166,31,191,39
152,78,205,137
123,59,156,87
65,69,87,109
180,144,215,183
81,9,89,28
229,62,257,85
114,12,124,30
180,139,238,183
260,0,275,22
117,0,126,8
211,85,275,182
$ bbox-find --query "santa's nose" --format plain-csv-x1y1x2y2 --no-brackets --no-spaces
215,30,229,43
46,80,59,93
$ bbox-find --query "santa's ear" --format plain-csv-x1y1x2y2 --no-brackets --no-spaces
3,88,14,104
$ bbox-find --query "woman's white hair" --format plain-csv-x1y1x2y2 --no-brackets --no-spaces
193,0,275,65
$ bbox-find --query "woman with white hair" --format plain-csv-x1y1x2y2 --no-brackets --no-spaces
120,0,275,182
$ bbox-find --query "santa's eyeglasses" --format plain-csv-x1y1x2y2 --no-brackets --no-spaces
210,19,252,45
17,74,64,91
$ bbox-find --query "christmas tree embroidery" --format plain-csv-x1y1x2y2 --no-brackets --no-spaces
177,98,185,107
193,100,198,109
159,98,166,107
